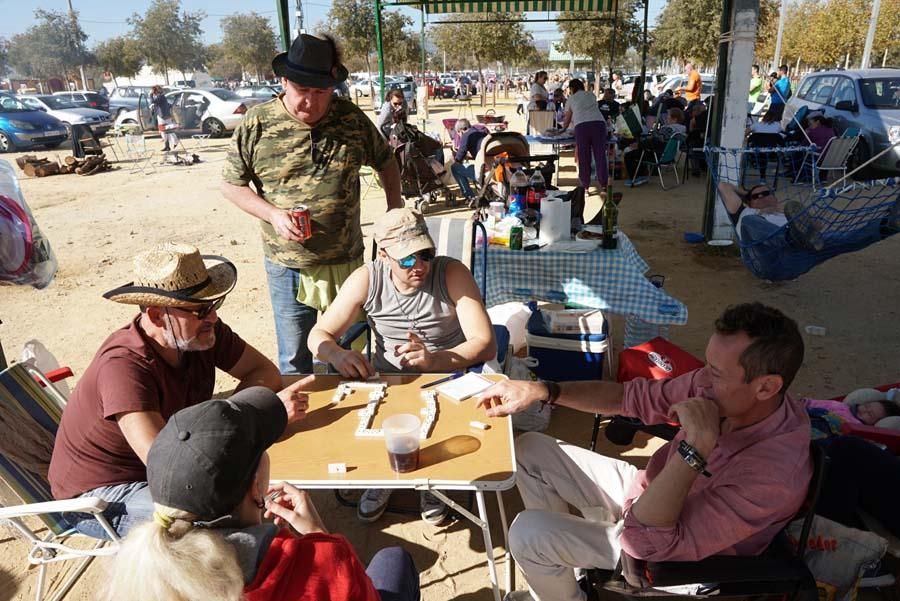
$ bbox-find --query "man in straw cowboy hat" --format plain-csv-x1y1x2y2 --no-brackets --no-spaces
222,33,403,376
48,243,313,539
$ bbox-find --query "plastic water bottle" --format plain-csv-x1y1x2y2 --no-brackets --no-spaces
527,170,546,211
508,168,528,215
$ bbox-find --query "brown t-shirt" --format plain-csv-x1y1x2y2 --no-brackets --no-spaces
48,316,246,500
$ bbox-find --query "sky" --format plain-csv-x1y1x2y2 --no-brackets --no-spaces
1,0,667,49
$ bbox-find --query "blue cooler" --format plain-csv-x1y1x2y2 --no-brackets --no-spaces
526,309,609,381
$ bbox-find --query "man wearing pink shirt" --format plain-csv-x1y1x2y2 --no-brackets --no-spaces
477,303,812,601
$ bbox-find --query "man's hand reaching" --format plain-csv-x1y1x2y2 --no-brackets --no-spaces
277,375,314,423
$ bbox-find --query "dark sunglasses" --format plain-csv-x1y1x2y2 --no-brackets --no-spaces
178,297,225,320
750,189,773,201
396,250,435,269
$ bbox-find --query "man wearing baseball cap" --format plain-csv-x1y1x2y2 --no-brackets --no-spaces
307,208,496,524
48,243,312,539
222,33,403,377
105,387,420,601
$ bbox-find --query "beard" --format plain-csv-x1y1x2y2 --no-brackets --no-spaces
162,322,216,352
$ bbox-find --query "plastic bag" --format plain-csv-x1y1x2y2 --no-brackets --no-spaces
787,515,887,601
505,356,551,432
0,160,58,289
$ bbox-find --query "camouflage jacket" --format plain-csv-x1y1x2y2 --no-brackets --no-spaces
223,96,394,268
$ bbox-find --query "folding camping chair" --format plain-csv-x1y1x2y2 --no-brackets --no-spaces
124,133,156,175
635,135,684,190
812,134,860,187
0,362,120,601
595,443,825,601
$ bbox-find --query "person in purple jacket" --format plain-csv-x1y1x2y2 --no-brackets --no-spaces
477,303,812,601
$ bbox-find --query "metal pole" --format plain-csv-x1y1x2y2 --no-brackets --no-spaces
276,0,291,51
637,0,650,111
420,6,426,78
860,0,881,69
374,0,386,106
608,3,619,87
773,0,786,69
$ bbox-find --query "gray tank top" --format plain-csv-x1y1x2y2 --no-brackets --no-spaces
363,256,467,372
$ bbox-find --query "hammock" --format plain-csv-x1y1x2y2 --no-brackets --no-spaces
706,146,900,281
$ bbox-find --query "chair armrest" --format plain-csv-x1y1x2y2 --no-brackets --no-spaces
840,422,900,454
0,496,108,520
44,367,74,384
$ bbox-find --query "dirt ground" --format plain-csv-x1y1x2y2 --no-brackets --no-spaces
1,97,899,601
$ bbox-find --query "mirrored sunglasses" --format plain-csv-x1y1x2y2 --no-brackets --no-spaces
397,250,435,269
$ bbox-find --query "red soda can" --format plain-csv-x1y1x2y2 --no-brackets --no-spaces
289,205,312,242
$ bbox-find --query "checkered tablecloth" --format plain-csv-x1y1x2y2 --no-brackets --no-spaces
473,231,688,325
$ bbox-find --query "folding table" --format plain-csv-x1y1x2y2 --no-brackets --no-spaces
269,373,516,601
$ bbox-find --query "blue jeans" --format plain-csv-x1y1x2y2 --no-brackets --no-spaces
450,162,476,199
264,257,318,374
366,546,420,601
64,481,154,540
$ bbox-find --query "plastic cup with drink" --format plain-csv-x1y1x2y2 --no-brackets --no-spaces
383,414,421,473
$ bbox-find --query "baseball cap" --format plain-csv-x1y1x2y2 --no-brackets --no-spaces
374,208,435,260
147,387,287,521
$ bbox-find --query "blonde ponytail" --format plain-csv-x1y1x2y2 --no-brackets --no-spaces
104,504,245,601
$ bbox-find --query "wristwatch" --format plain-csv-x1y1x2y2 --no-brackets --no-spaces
539,380,561,412
677,440,712,477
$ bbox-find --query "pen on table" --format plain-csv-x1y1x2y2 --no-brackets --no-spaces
421,371,464,389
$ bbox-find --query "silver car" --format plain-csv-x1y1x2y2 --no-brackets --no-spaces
17,94,113,137
782,68,900,176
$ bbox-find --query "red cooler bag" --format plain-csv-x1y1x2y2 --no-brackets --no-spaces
617,336,704,383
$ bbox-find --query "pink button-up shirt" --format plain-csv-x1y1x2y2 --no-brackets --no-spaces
618,368,812,562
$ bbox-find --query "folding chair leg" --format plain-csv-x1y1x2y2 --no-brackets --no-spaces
35,562,47,601
590,414,603,452
47,554,96,601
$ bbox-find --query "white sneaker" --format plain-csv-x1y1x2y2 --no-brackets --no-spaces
420,491,450,525
632,176,650,187
357,488,392,523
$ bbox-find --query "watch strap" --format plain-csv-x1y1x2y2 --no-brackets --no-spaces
678,440,712,477
539,380,561,412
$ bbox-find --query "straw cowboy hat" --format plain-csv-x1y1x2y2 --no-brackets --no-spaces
272,33,348,89
103,242,236,308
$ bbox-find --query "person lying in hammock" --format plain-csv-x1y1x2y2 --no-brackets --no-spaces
718,182,824,251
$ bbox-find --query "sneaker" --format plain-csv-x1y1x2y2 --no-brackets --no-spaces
420,491,450,525
357,488,392,523
623,179,634,187
632,176,650,187
784,200,825,251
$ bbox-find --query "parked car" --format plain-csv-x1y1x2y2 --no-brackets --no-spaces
234,85,280,100
620,73,667,100
52,90,110,113
114,88,248,138
16,95,113,137
657,74,716,102
427,78,454,99
107,86,155,118
782,68,900,177
0,93,69,152
350,76,400,98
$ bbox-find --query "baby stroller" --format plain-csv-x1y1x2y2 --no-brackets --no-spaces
471,131,557,207
388,122,455,213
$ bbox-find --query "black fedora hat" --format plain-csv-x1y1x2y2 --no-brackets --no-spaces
272,34,349,89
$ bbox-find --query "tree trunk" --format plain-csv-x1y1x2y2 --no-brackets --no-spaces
163,58,170,85
593,59,601,95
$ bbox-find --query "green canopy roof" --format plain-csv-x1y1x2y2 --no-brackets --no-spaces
385,0,617,15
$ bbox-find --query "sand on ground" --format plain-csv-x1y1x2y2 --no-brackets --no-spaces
0,96,898,601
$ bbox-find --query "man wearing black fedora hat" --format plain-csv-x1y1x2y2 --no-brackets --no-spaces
48,243,313,539
223,33,403,376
